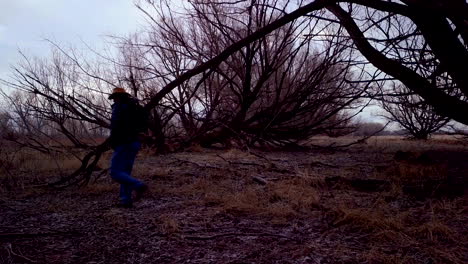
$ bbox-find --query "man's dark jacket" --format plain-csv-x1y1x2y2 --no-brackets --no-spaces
110,97,140,148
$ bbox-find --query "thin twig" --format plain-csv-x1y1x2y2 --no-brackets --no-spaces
0,230,81,240
309,161,339,168
174,157,223,170
184,232,294,241
216,154,266,167
5,243,36,263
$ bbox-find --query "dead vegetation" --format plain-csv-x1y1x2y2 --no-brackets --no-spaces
1,136,467,263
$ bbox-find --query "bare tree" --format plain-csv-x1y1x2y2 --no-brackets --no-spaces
124,0,367,148
1,49,112,150
324,0,468,125
0,111,13,139
352,122,386,137
0,47,119,185
380,85,450,140
132,0,467,126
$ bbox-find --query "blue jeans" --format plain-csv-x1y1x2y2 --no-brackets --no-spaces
110,141,143,204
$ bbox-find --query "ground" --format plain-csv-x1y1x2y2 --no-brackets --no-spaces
1,136,468,263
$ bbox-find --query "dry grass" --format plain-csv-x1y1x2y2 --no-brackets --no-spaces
171,170,320,221
384,162,447,185
133,137,465,262
412,220,455,243
366,135,468,152
156,214,181,234
331,207,405,232
362,248,419,264
44,197,74,213
81,182,115,195
5,150,80,173
0,146,107,193
323,194,466,263
102,210,129,228
1,135,467,263
220,148,257,159
308,135,468,153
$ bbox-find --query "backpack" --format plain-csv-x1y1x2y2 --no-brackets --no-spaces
129,99,150,133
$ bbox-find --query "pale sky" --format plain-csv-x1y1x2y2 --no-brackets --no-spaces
0,0,143,79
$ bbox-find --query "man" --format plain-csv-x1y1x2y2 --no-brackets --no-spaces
108,87,148,208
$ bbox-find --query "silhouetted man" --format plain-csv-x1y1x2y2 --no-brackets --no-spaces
109,87,147,208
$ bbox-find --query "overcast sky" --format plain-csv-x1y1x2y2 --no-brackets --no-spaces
0,0,144,79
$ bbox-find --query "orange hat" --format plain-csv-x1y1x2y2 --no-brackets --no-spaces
108,87,130,99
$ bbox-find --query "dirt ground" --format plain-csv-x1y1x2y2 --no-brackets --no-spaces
1,136,468,263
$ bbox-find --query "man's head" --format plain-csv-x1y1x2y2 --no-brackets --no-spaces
109,87,130,103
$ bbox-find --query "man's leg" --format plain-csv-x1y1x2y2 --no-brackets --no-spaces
119,184,133,205
124,141,141,175
110,142,143,205
126,141,148,200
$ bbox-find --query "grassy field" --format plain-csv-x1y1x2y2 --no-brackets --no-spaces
1,136,467,263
